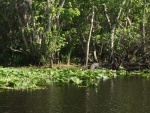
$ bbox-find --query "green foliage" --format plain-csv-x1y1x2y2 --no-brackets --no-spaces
0,67,119,90
0,67,149,90
0,0,150,68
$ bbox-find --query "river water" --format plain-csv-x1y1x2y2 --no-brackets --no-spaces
0,76,150,113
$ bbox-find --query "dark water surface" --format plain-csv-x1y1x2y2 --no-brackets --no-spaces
1,76,150,113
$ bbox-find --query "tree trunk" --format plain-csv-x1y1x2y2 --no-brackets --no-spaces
47,0,51,31
109,24,116,64
15,0,29,49
67,51,71,65
47,0,53,68
93,38,98,62
49,53,54,68
142,0,146,53
109,0,126,68
86,3,94,66
47,0,65,68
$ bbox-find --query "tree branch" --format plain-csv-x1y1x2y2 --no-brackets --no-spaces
102,3,111,28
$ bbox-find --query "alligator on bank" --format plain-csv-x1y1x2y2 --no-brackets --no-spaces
90,63,100,69
89,62,120,70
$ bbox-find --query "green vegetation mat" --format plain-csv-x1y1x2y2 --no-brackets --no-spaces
0,67,149,90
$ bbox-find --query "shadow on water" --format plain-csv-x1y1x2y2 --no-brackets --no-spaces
1,77,150,113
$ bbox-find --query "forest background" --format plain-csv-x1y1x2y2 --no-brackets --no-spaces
0,0,150,70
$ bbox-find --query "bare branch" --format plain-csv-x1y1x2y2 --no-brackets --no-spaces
102,3,111,28
86,3,95,66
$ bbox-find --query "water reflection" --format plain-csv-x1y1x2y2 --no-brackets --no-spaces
0,77,150,113
85,77,150,113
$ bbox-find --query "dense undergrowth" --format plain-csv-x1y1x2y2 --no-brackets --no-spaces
0,67,149,90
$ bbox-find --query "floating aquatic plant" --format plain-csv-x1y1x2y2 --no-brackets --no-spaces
0,67,149,90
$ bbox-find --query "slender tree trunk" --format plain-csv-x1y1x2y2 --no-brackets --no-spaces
110,24,116,62
67,51,71,65
93,38,98,62
47,0,51,31
103,3,111,29
47,0,65,68
15,0,29,49
21,28,28,49
47,0,53,68
142,0,146,53
123,0,132,63
125,1,132,27
32,10,36,43
93,50,98,62
66,35,72,65
109,0,126,68
56,0,65,27
86,3,94,66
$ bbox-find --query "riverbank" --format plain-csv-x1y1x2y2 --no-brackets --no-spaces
0,66,149,90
